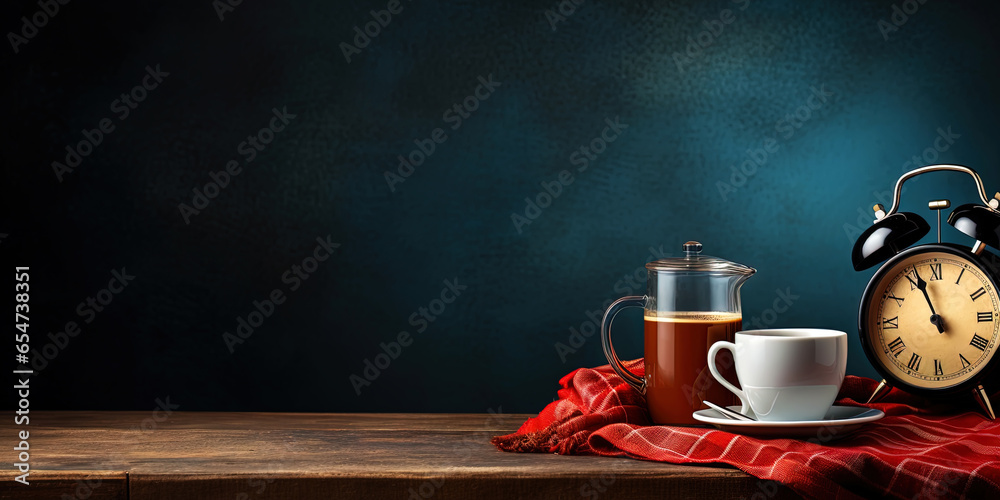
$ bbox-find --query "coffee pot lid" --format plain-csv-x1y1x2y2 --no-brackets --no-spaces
646,241,756,275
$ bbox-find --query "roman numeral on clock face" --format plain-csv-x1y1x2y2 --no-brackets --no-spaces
907,353,921,371
934,359,943,376
886,293,904,307
956,268,965,284
978,312,993,322
971,287,987,301
960,353,971,369
970,334,989,351
887,336,905,357
883,316,898,329
929,263,942,281
907,273,919,290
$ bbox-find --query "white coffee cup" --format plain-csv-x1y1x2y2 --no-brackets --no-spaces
707,329,847,421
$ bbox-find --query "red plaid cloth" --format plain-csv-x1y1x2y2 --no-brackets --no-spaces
491,360,1000,499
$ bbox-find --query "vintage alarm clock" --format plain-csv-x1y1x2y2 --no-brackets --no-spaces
852,164,1000,419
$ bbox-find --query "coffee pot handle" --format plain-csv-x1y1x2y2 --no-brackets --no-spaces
600,296,646,394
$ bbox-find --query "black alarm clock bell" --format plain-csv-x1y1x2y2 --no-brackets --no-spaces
852,164,1000,420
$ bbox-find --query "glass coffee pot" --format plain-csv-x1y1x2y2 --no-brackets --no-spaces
601,241,756,425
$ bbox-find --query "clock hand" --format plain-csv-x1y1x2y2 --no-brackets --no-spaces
912,267,946,334
927,310,945,333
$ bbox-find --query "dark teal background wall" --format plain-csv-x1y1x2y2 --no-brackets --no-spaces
3,0,1000,412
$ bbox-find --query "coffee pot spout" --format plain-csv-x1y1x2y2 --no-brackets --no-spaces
733,269,756,289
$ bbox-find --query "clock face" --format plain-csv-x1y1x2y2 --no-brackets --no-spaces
864,249,1000,391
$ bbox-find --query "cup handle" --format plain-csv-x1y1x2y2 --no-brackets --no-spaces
707,341,749,415
600,296,646,394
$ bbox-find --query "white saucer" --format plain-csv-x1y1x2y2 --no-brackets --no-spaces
692,405,885,439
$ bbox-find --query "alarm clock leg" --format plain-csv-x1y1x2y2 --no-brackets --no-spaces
866,379,892,404
973,385,996,420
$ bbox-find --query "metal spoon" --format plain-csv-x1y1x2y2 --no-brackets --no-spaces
703,400,756,421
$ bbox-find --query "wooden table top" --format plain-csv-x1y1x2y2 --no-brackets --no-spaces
0,412,798,499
